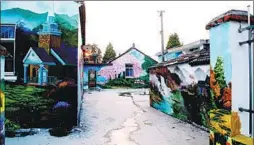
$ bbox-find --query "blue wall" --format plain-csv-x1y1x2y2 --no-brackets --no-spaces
158,52,182,62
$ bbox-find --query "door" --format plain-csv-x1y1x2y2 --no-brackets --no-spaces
42,68,48,84
88,70,96,88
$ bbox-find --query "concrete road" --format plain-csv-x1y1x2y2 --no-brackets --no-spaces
6,89,209,145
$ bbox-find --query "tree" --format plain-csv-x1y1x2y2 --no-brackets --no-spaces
103,43,116,63
214,57,227,89
166,33,182,49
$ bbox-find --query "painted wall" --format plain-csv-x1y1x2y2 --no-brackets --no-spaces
158,51,182,62
98,48,156,80
83,65,107,89
149,63,211,128
0,56,5,144
209,20,253,145
83,48,157,89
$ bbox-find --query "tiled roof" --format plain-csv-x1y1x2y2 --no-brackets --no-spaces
148,48,210,69
32,47,55,63
206,9,254,30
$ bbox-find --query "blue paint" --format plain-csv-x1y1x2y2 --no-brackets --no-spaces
129,49,144,61
23,48,43,64
152,99,173,115
83,65,108,88
158,52,182,62
210,22,231,83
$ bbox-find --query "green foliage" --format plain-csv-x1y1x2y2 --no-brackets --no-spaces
58,25,78,48
103,43,117,63
166,33,182,49
5,84,54,128
5,119,21,132
104,78,148,88
214,57,227,88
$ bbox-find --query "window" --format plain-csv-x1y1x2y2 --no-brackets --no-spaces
125,64,134,77
0,25,15,39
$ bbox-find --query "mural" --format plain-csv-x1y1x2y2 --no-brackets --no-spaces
149,63,211,128
83,47,157,89
0,80,4,144
207,10,254,145
1,1,80,138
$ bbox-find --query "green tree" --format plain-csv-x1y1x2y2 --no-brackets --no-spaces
166,33,182,49
214,56,227,88
103,43,116,63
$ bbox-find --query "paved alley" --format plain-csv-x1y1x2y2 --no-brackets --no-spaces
6,89,209,145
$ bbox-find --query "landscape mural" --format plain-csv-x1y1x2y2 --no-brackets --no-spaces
83,47,157,89
1,1,79,137
149,63,211,128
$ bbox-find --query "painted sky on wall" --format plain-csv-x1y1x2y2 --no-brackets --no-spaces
210,22,231,84
1,1,79,17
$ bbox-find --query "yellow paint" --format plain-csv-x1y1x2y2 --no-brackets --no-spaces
231,112,241,137
210,109,231,136
232,135,254,145
0,90,4,113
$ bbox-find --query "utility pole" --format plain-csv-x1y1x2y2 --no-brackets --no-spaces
158,10,165,62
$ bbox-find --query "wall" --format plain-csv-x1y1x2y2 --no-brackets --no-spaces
98,48,156,80
158,51,182,62
0,56,5,144
209,20,253,145
83,65,107,89
83,48,157,89
149,63,210,128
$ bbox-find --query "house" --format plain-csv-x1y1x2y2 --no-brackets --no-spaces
83,43,158,89
156,39,210,62
22,14,77,86
0,24,17,82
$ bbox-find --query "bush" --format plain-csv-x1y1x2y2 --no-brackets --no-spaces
50,101,72,137
5,119,20,137
104,78,148,88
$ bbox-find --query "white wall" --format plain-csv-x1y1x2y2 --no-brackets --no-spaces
230,21,252,136
77,10,83,126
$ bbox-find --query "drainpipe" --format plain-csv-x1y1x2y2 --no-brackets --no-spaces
247,5,253,137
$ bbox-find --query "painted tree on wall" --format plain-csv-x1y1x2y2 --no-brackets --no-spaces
166,33,182,49
103,43,116,63
214,57,227,89
140,56,157,82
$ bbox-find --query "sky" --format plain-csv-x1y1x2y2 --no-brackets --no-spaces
1,1,253,61
85,1,253,60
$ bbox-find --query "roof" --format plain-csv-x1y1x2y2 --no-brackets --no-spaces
108,46,158,64
206,9,254,30
32,47,55,63
156,39,209,56
149,48,210,69
0,44,11,57
52,47,77,66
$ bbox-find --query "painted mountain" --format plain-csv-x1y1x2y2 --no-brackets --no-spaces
1,8,79,47
1,8,78,30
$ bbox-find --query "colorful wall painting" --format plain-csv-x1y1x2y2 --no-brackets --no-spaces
1,1,80,138
83,47,157,89
149,61,211,128
207,9,254,145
